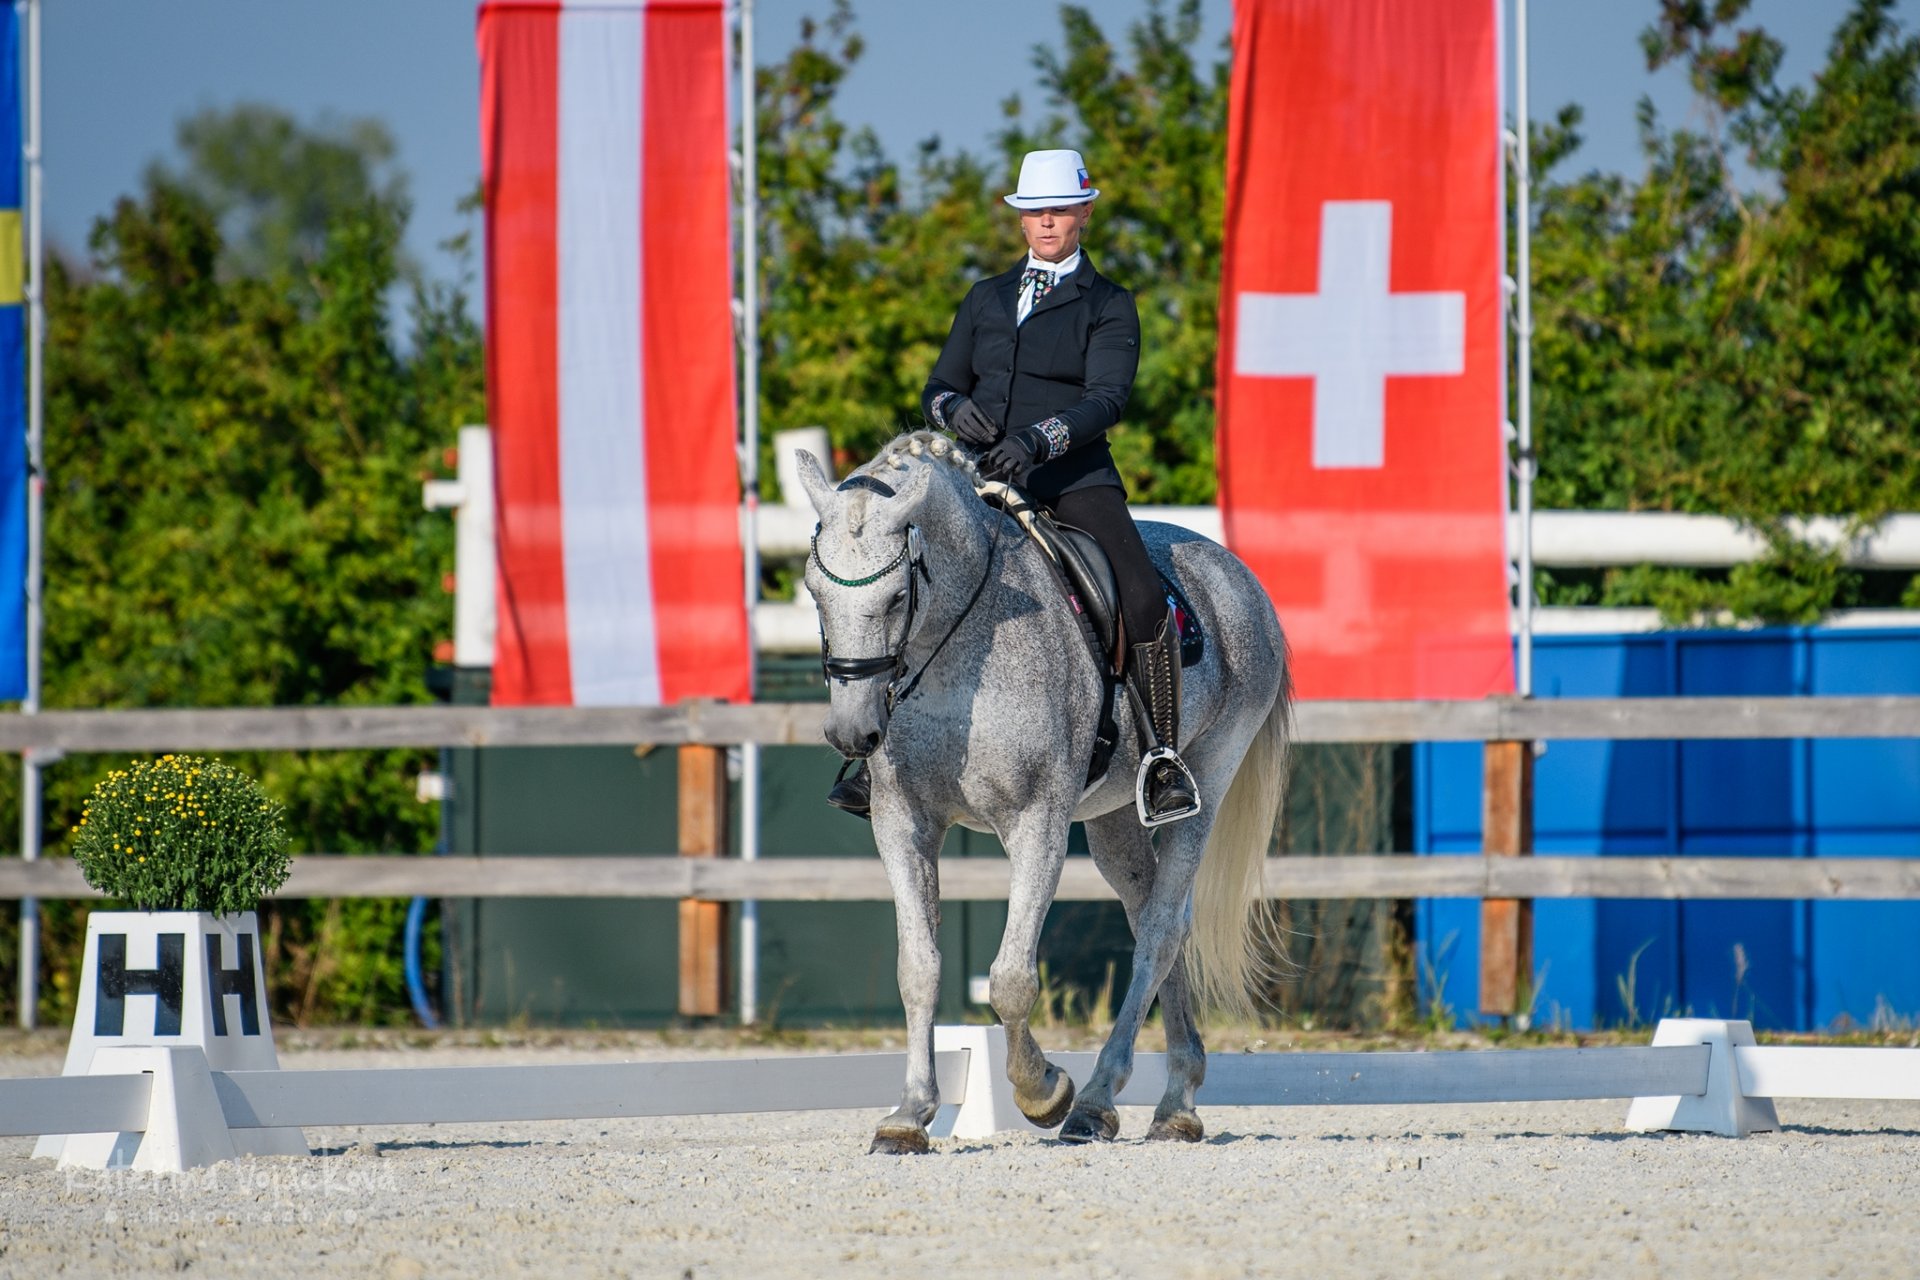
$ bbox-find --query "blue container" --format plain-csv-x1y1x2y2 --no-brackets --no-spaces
1414,628,1920,1031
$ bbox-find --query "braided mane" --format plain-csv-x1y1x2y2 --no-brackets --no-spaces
859,430,984,488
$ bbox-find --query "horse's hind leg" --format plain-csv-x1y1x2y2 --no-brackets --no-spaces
1059,814,1209,1143
989,805,1078,1129
1084,809,1208,1142
870,813,947,1155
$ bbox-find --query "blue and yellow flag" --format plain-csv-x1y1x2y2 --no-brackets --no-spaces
0,4,22,700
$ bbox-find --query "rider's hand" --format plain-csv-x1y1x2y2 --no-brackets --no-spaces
981,428,1045,484
948,397,997,447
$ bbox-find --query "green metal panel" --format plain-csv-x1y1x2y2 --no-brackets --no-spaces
753,742,1010,1025
442,659,1008,1028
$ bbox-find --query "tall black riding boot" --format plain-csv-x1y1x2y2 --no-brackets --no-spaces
826,758,872,819
1126,613,1201,828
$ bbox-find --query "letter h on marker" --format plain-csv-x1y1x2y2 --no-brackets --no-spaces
95,933,185,1036
206,933,262,1036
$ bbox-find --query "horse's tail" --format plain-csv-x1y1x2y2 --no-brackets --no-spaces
1185,653,1293,1018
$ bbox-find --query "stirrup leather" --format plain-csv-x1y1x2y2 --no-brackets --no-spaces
1128,611,1201,828
1135,747,1201,828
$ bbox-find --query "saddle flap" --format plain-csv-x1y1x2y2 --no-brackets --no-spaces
1054,525,1123,667
973,482,1202,671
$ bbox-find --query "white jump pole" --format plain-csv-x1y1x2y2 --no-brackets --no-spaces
18,1018,1920,1170
736,0,761,1026
16,0,44,1030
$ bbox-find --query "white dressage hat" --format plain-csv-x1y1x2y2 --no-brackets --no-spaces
1003,148,1099,209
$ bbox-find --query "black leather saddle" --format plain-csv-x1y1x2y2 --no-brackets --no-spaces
1017,509,1205,674
978,483,1204,789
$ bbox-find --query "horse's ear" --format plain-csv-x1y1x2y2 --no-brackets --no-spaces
793,450,835,516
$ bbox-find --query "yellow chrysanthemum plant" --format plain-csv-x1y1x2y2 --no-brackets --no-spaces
69,755,291,914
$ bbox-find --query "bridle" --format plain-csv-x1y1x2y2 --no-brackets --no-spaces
811,515,1001,715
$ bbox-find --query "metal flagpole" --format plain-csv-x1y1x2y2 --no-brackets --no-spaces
1514,0,1535,699
15,0,42,1029
736,0,761,1026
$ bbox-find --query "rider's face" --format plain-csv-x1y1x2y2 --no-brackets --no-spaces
1019,201,1091,263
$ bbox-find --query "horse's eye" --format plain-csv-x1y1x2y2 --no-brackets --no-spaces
889,589,908,612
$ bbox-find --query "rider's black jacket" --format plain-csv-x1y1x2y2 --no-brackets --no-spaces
922,252,1140,502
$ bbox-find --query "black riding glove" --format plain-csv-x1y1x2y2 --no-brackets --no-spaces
981,428,1046,485
947,396,997,447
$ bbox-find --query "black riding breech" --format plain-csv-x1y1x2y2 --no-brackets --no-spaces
1047,484,1165,654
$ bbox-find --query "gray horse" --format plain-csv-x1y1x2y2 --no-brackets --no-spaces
798,431,1291,1151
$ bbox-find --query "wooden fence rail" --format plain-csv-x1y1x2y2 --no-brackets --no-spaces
8,696,1917,1025
6,855,1920,902
0,695,1918,752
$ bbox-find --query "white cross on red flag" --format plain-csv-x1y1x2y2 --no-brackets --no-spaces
1218,0,1513,700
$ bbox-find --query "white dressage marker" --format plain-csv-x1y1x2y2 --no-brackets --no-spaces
33,910,306,1167
1235,200,1466,469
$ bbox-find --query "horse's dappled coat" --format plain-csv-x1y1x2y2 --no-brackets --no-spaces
802,432,1292,1151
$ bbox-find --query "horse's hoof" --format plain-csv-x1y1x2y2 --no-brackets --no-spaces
867,1127,931,1155
1146,1110,1205,1143
1057,1105,1119,1145
1018,1068,1076,1130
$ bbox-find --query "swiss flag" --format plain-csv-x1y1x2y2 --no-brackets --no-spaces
1217,0,1513,701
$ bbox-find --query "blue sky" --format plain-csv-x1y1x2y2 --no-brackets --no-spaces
43,1,1906,288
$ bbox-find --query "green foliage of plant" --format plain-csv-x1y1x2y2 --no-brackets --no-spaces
150,103,412,279
751,0,1226,503
8,1,1920,1031
1531,0,1920,619
999,2,1230,503
69,755,289,914
755,0,1920,603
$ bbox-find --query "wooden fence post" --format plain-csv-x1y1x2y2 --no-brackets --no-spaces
678,744,729,1018
1479,739,1534,1019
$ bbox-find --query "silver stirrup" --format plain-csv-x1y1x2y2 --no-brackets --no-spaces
1135,747,1202,829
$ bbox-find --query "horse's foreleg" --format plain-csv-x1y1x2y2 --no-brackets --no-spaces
990,809,1076,1130
870,817,945,1155
1084,810,1208,1143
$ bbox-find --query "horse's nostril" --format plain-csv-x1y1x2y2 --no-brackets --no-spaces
861,732,881,754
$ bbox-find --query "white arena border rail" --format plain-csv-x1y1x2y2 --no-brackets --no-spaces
4,1019,1917,1172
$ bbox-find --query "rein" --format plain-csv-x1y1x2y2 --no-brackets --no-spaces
813,515,1002,712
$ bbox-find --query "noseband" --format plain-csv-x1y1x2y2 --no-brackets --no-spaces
811,517,1001,713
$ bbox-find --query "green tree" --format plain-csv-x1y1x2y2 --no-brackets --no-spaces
997,0,1229,503
754,0,1920,612
752,4,1004,484
752,1,1226,504
1,112,481,1025
149,103,411,280
1530,0,1920,620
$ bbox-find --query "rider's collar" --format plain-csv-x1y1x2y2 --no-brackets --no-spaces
1024,249,1081,279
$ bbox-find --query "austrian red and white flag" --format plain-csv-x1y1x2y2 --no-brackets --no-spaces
479,0,749,705
1217,0,1513,701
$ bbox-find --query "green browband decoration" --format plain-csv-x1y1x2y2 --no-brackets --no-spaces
811,528,908,588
